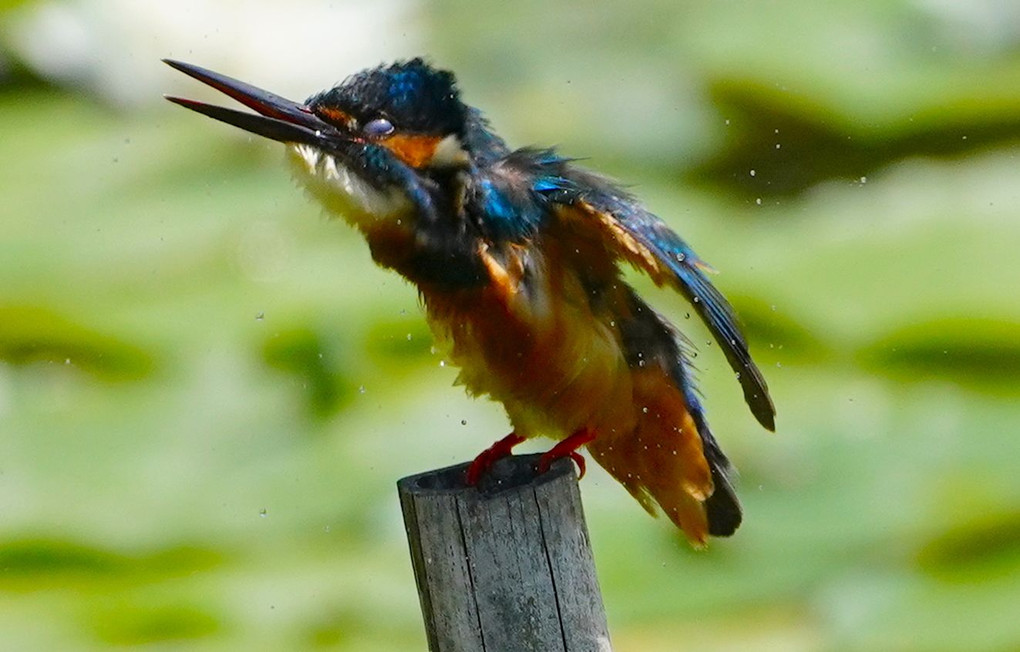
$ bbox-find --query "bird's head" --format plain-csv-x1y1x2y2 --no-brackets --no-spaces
164,58,481,229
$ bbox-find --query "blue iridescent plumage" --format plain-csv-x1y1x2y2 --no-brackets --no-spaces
165,57,775,544
308,58,465,134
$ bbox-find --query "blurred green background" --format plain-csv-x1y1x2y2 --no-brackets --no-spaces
1,0,1019,650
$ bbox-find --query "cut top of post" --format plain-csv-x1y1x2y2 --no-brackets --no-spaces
398,454,612,652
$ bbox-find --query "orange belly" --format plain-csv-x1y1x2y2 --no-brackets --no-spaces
421,241,636,441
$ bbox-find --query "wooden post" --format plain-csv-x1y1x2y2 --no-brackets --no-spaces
398,453,611,652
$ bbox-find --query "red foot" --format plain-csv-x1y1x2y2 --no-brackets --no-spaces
465,432,525,485
538,427,597,479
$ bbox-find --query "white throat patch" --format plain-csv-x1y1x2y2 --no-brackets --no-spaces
287,143,413,230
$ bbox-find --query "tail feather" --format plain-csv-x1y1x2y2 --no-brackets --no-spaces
588,367,716,546
705,463,742,537
589,286,742,545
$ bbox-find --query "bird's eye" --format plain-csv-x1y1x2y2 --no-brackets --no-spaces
363,117,395,137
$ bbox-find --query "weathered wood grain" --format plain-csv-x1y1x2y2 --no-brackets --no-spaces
398,454,611,652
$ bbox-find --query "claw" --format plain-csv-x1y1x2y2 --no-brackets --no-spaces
538,450,587,478
465,432,525,485
537,427,596,478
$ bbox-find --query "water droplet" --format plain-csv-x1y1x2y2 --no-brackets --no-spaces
259,509,268,518
776,362,782,368
756,198,762,205
749,169,756,177
461,419,467,425
406,333,412,341
725,119,731,126
859,176,867,184
439,360,446,367
642,406,649,413
693,296,700,303
358,385,366,394
775,143,781,149
255,312,265,321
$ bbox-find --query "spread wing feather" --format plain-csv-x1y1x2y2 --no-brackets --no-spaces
526,153,775,430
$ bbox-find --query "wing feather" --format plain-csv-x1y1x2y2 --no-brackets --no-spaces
532,158,775,430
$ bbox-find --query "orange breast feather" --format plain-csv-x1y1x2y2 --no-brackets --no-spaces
422,239,634,441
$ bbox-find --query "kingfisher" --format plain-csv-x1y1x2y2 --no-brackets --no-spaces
164,58,775,546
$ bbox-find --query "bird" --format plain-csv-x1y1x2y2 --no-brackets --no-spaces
164,57,775,546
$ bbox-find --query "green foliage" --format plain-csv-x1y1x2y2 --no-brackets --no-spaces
1,1,1018,650
0,305,155,381
861,317,1020,390
0,537,224,588
90,602,221,645
261,326,354,420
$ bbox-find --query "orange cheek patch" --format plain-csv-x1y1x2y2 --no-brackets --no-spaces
382,133,441,168
316,106,353,127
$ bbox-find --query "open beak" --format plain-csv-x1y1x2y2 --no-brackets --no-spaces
163,59,335,147
164,58,441,222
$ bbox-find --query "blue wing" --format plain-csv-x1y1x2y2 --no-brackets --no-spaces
527,152,775,431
